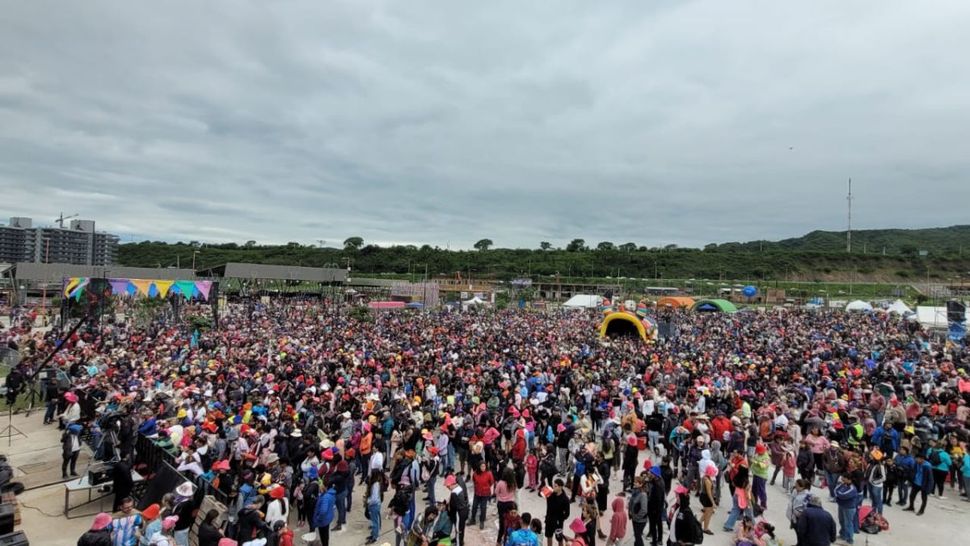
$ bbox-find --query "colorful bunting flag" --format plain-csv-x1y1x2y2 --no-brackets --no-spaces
131,279,154,296
196,281,212,301
174,280,197,300
155,280,174,298
109,279,130,296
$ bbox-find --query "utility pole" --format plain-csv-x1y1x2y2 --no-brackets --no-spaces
846,178,853,253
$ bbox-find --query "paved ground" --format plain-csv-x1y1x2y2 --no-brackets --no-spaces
3,407,968,545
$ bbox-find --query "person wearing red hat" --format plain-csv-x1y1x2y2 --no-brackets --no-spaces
423,446,441,505
266,486,289,528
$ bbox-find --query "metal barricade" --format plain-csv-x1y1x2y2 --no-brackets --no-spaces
134,435,230,506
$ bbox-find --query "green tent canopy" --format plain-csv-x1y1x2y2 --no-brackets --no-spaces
691,298,738,313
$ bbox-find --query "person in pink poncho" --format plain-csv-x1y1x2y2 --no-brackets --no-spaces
606,495,627,546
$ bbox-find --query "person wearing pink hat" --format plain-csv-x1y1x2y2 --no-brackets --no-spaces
59,391,81,429
77,512,112,546
699,465,718,535
567,517,588,546
444,474,469,546
146,515,178,546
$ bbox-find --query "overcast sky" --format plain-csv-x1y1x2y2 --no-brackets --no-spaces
2,1,969,249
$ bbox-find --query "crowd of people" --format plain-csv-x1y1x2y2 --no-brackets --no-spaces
2,297,969,546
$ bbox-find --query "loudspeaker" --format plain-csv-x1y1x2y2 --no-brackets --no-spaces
88,462,114,486
0,504,14,535
0,530,28,546
947,301,966,323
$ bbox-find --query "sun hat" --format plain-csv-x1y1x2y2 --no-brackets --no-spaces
270,486,286,499
444,475,457,488
141,504,161,521
627,434,638,446
91,512,112,531
212,460,230,471
674,484,689,495
162,516,179,531
175,481,196,497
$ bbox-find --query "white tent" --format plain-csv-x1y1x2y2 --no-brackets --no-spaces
914,306,969,329
461,296,487,309
845,300,873,312
886,299,913,315
563,294,602,309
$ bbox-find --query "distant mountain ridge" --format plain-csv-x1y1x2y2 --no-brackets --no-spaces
721,225,970,255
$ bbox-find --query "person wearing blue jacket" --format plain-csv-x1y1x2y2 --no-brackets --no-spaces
926,440,952,498
834,474,860,544
889,447,915,506
870,423,900,458
903,452,934,515
313,480,337,546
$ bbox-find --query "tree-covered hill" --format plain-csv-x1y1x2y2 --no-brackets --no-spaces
117,226,970,283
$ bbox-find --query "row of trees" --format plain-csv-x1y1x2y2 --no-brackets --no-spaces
344,237,674,253
118,239,970,282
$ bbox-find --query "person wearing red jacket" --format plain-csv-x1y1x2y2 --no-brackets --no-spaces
711,412,733,445
471,462,495,529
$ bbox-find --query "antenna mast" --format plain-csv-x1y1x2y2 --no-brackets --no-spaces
846,178,852,253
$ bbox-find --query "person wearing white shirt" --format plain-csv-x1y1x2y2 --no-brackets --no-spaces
369,450,384,474
264,487,289,527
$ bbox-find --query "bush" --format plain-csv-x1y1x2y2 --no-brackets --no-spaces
348,305,373,323
187,314,212,332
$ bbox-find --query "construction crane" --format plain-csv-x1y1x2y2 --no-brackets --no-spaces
54,212,79,228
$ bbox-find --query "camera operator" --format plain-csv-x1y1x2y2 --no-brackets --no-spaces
4,363,26,407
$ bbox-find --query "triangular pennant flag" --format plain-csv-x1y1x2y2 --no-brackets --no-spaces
126,283,137,296
148,284,158,298
131,279,153,297
175,280,197,300
155,280,174,298
109,279,130,296
195,281,212,301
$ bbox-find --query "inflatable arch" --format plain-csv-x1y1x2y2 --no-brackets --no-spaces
599,311,656,342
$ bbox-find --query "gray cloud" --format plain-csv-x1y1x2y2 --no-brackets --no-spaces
2,0,969,250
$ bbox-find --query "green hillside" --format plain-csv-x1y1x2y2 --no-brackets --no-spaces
727,225,970,255
117,225,970,284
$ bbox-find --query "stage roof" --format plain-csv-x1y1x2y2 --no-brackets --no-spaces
12,262,197,282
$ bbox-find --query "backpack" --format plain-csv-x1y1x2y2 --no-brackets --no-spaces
390,459,408,485
879,433,894,453
928,449,942,466
389,488,410,516
861,511,889,534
